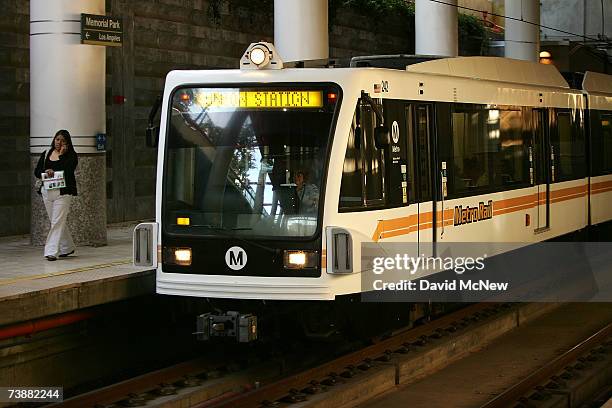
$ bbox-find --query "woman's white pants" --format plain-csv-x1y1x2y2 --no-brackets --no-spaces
41,188,75,257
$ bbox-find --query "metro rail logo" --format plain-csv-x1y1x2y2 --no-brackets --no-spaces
453,200,494,226
225,246,247,270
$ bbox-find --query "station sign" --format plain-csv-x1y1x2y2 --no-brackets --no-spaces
81,14,123,47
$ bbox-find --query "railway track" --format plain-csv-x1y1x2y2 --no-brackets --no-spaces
54,339,342,408
481,321,612,408
214,302,559,408
55,302,564,408
55,355,271,408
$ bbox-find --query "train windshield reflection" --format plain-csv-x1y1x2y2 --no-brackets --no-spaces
163,86,340,238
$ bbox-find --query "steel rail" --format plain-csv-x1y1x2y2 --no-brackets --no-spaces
57,303,513,408
481,321,612,408
56,358,221,408
216,302,500,408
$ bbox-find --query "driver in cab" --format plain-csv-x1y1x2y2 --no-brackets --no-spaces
295,170,319,215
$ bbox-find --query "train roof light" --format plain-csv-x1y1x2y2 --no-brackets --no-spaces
539,50,553,65
250,47,267,65
240,42,284,70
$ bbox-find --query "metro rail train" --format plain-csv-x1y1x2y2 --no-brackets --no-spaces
134,42,612,341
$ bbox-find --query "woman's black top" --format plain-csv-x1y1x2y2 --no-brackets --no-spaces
34,150,78,196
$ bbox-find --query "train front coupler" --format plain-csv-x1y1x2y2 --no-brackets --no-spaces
195,311,258,342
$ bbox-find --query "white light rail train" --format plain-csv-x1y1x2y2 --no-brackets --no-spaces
134,42,612,342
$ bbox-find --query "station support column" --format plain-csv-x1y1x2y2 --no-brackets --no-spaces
274,0,328,62
415,0,458,57
30,0,107,246
505,0,540,61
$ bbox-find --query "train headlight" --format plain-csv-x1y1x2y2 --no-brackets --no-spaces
284,250,318,269
175,248,191,263
289,251,306,265
165,247,192,266
240,42,284,70
250,46,268,66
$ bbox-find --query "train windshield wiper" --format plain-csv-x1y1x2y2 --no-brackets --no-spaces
197,225,276,254
197,225,251,231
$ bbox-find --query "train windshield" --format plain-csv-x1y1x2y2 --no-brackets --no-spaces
163,85,340,238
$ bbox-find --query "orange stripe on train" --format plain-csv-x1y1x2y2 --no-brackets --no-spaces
371,183,590,242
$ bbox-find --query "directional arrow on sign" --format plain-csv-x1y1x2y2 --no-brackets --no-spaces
85,32,90,39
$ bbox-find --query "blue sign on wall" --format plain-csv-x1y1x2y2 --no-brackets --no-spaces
96,133,106,151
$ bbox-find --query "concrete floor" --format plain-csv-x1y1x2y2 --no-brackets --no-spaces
0,224,154,326
360,303,612,408
0,224,149,298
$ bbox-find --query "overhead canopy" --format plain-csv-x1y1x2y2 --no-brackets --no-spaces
407,57,569,89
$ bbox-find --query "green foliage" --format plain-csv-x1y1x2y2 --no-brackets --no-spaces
458,12,487,55
335,0,415,18
334,0,486,55
233,123,257,185
458,13,485,40
335,0,485,38
207,0,487,54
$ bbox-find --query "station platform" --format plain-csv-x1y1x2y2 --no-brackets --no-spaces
0,225,155,327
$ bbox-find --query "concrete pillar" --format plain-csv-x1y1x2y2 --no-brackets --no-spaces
274,0,328,62
415,0,458,57
505,0,540,61
30,0,107,246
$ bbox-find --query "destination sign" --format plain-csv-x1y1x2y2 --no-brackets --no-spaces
195,90,323,109
81,14,122,47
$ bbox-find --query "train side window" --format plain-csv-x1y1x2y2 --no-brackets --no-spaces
449,106,531,197
601,114,612,174
450,108,491,195
362,105,385,204
492,110,530,188
435,103,453,199
339,103,385,210
556,113,573,178
415,106,432,201
339,106,364,208
553,111,585,181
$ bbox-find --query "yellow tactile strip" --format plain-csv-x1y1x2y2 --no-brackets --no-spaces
0,259,132,287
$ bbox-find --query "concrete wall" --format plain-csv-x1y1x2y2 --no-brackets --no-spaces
0,1,30,236
541,0,612,42
0,0,415,237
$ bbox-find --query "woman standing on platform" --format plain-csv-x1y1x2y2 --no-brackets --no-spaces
34,129,78,261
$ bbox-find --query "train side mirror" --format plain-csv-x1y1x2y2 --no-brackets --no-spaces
146,94,162,148
146,125,159,148
374,125,390,149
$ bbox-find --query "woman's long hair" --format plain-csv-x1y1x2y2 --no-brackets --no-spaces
48,129,76,156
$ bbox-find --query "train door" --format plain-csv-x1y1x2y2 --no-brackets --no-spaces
410,104,436,255
533,109,551,231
